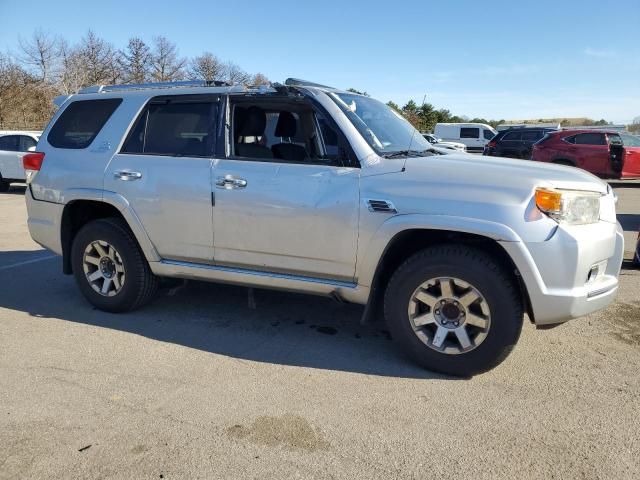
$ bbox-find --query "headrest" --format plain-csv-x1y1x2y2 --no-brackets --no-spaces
238,106,266,137
274,111,297,138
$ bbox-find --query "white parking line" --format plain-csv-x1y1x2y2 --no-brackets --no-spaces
0,254,58,271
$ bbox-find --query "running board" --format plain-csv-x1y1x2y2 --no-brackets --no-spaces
150,259,368,304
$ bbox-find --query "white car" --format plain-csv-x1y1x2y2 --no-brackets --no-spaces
422,133,467,152
434,123,497,153
0,131,41,192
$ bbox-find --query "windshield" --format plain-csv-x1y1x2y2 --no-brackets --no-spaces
329,92,432,155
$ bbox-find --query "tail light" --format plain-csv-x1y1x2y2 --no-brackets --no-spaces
23,152,45,183
487,139,497,149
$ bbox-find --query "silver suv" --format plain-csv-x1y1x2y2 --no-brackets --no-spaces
24,79,624,376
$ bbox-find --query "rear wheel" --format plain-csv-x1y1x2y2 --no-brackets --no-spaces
71,218,158,312
384,245,523,376
0,176,10,192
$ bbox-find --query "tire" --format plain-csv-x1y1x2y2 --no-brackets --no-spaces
71,217,158,312
553,159,574,167
0,176,9,192
384,244,523,376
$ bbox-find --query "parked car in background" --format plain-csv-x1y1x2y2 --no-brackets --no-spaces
434,123,496,153
635,231,640,267
0,131,41,192
422,133,467,152
531,129,640,179
484,127,557,159
24,79,623,376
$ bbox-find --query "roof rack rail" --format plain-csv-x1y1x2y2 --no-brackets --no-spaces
78,80,233,94
284,78,335,89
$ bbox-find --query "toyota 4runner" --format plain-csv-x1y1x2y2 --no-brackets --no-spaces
23,79,624,376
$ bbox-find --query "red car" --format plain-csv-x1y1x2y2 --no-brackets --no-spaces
531,129,640,179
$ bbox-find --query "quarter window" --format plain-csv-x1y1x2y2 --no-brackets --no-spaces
483,129,495,140
460,127,479,139
48,99,122,149
19,135,37,151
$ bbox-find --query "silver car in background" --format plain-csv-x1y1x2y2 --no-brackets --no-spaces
0,130,41,191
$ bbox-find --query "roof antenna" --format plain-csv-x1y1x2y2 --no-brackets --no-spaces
406,93,427,153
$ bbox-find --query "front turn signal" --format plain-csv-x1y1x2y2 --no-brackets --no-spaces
535,188,562,214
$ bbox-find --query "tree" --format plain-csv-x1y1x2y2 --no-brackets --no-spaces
222,61,250,84
150,36,186,82
188,52,224,82
347,88,369,96
75,30,119,86
119,37,151,84
251,73,270,86
386,101,401,112
17,29,60,83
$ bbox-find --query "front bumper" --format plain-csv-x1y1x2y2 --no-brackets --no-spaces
501,221,624,325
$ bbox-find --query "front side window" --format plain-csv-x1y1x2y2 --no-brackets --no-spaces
460,128,480,139
0,135,20,151
230,99,355,166
620,133,640,147
329,92,432,155
48,99,122,149
573,133,606,146
483,129,495,140
607,134,623,146
122,96,218,157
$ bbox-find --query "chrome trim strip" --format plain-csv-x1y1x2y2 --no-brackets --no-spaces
159,259,357,289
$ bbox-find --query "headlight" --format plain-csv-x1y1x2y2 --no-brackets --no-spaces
535,187,601,225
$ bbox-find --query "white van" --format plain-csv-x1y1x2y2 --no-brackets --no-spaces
0,131,41,191
434,123,497,153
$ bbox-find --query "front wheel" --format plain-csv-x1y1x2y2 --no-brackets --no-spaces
384,245,523,376
71,218,158,312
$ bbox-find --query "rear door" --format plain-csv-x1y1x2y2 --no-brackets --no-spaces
521,130,544,159
499,131,522,157
104,94,219,263
0,135,25,180
572,133,609,175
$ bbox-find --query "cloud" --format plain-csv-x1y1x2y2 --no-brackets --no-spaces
584,47,617,58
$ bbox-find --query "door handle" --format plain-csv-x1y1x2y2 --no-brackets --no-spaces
114,170,142,181
216,176,247,189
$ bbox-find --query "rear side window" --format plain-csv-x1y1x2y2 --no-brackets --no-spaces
19,135,37,151
573,133,606,145
522,130,544,142
503,131,522,141
48,99,122,149
122,96,218,157
460,127,479,139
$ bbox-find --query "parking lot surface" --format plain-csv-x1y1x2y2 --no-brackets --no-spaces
1,185,639,479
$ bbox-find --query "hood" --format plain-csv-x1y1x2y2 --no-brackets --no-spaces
402,153,609,194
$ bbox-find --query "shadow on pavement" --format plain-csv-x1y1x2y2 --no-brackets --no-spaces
0,256,453,380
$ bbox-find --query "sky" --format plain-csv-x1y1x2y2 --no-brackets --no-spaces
1,0,639,123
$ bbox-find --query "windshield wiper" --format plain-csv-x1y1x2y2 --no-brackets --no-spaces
382,149,425,159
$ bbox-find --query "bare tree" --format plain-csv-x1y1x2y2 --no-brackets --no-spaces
251,73,270,86
119,37,151,84
17,29,60,83
188,52,224,82
58,39,88,94
150,36,186,82
223,61,251,85
75,30,119,86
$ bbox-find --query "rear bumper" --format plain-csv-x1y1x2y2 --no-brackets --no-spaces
25,187,63,255
501,221,624,325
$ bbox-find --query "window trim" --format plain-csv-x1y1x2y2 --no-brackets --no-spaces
226,94,360,169
119,94,220,158
47,98,123,150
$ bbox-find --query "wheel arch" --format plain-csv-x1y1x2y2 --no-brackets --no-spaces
359,219,533,323
60,192,159,274
552,158,576,167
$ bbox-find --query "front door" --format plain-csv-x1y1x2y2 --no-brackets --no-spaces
104,94,220,263
212,98,360,281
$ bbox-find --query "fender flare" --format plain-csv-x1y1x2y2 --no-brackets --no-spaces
61,188,160,263
356,213,522,287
